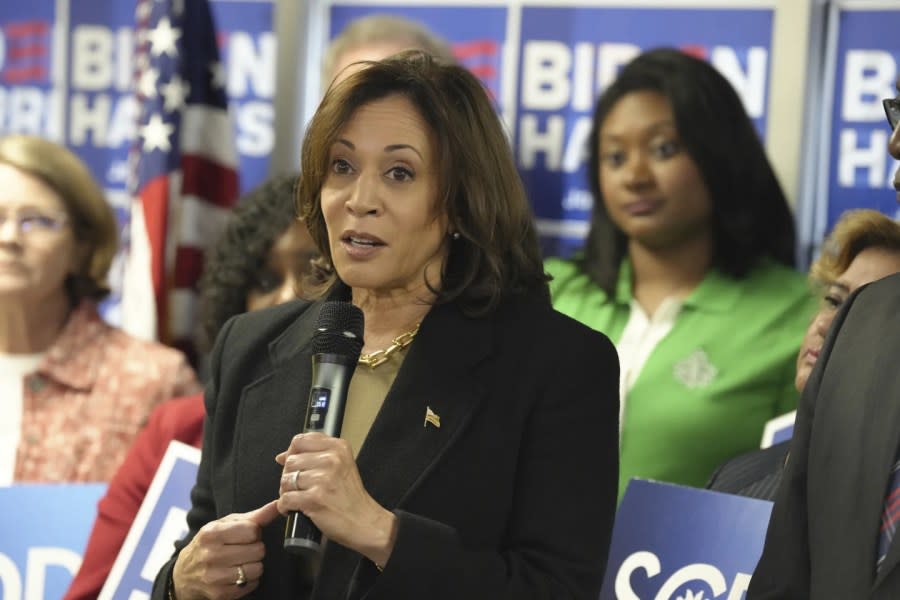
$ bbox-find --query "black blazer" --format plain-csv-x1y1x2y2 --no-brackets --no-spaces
152,289,620,599
748,272,900,599
706,441,789,501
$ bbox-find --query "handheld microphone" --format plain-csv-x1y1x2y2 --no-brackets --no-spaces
284,301,364,571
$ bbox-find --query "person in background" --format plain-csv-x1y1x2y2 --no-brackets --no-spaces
198,175,317,351
747,87,900,597
545,48,816,498
64,175,317,600
0,135,199,484
154,51,619,600
321,13,455,90
792,210,900,394
706,209,900,499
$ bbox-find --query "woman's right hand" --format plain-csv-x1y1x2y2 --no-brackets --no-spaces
171,501,280,599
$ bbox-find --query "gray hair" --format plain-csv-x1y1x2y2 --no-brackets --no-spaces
322,14,455,84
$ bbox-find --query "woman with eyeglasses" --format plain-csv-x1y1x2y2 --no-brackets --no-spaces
0,134,200,484
64,174,319,600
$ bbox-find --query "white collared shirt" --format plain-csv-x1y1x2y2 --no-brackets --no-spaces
0,352,44,485
615,297,684,429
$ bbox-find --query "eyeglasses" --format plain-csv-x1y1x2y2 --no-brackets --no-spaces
0,211,69,236
884,98,900,131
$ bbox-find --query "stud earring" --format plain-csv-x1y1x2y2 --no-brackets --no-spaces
451,232,460,240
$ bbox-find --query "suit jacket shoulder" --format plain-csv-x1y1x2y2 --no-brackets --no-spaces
749,272,900,598
706,441,789,501
839,271,900,326
491,290,618,363
215,298,318,364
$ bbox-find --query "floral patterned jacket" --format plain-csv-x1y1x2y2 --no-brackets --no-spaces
14,301,201,482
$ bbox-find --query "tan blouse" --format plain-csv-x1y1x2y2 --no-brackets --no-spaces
341,348,408,457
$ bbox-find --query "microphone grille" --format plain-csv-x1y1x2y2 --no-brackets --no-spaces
312,301,365,359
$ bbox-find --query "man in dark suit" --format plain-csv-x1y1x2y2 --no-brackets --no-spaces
706,440,789,501
747,87,900,598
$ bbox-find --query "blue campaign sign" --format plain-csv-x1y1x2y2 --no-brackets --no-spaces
62,0,274,196
823,6,900,240
0,0,58,137
600,479,772,600
63,1,154,326
2,1,273,195
210,0,275,194
324,3,773,258
100,441,200,600
1,1,274,325
65,1,136,192
0,483,107,600
516,5,774,257
329,4,508,110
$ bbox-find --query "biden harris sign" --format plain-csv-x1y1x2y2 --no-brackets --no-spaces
324,1,774,258
819,1,900,242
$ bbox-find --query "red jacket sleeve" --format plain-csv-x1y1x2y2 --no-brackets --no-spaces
63,394,205,600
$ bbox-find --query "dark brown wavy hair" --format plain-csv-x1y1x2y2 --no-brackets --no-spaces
199,174,301,350
297,50,549,316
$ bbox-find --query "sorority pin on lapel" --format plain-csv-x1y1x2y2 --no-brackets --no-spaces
424,406,441,428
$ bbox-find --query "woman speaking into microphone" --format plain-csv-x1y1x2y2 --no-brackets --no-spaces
154,51,620,600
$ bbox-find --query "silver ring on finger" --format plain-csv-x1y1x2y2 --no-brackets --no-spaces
235,564,247,587
291,469,300,491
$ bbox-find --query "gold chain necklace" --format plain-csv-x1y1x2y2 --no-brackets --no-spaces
358,323,421,369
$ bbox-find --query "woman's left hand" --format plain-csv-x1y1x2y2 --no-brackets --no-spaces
276,432,397,568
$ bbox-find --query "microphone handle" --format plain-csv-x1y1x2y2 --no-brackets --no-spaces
284,355,354,568
284,507,322,557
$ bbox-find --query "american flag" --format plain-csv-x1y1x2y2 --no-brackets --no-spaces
123,0,238,359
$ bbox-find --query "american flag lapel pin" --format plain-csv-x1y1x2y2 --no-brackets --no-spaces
424,406,441,428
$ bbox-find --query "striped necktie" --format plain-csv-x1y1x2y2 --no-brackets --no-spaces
877,459,900,571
